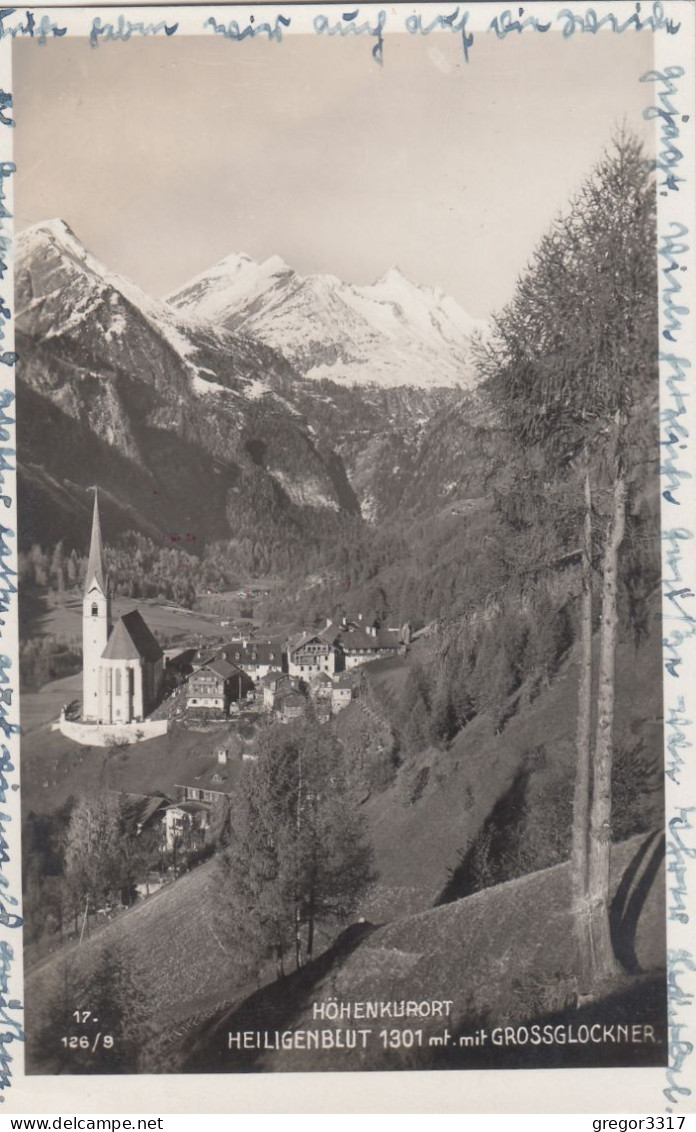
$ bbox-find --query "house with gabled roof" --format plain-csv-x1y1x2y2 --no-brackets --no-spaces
332,670,360,712
187,652,254,717
286,627,341,678
309,670,334,699
259,669,297,711
276,688,307,722
113,791,170,840
223,639,284,683
330,619,402,670
164,799,211,853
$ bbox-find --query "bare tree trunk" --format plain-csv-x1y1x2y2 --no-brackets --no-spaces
588,469,627,983
295,904,303,970
571,468,594,990
306,888,316,962
294,746,303,970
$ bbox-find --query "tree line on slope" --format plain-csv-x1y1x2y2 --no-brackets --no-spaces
472,129,660,990
215,714,374,982
23,789,232,953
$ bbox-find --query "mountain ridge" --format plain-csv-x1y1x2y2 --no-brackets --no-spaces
15,221,363,555
15,219,490,556
167,247,486,390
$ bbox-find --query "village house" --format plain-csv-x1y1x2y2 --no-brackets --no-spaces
186,651,255,718
175,777,230,805
309,670,334,700
116,791,170,841
259,669,298,712
286,626,342,678
309,671,334,722
330,617,402,670
164,799,211,852
166,754,242,849
275,687,307,723
331,672,359,714
174,747,245,803
224,640,283,684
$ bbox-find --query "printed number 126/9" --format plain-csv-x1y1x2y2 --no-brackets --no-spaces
61,1035,114,1050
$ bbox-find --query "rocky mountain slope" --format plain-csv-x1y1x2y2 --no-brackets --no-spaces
168,252,485,390
16,221,360,552
16,220,489,555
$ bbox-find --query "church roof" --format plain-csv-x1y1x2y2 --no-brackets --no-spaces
101,610,163,663
84,489,108,596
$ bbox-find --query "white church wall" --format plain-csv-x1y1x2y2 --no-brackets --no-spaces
56,717,169,747
81,493,162,736
99,659,145,723
83,586,111,721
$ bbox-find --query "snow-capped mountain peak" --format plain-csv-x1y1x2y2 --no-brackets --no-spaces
375,265,409,286
18,217,86,259
16,219,212,383
17,219,155,313
19,220,484,392
169,252,485,390
166,250,295,326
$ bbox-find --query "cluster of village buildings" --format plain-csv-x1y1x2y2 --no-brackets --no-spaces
104,618,409,863
76,491,410,735
72,491,411,866
149,617,410,857
182,614,410,724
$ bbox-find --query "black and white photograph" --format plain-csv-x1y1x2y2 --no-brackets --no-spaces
4,3,694,1102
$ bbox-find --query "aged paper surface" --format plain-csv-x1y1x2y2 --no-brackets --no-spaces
0,0,694,1114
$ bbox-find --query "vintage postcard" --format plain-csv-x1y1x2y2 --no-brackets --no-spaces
0,0,694,1114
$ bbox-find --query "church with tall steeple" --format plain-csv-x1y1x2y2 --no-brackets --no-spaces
82,490,164,725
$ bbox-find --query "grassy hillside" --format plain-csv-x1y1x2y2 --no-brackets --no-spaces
20,590,225,646
181,830,665,1074
25,829,665,1075
358,609,663,920
25,857,244,1023
20,715,253,816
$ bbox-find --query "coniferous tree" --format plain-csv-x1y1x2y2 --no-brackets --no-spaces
29,944,153,1074
64,794,123,920
217,718,374,980
476,130,658,987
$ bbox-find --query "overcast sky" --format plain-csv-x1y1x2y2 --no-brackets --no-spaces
14,30,653,318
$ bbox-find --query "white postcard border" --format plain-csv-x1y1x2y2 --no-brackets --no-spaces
1,2,694,1113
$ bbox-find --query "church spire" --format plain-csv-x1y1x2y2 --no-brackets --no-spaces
85,488,107,595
